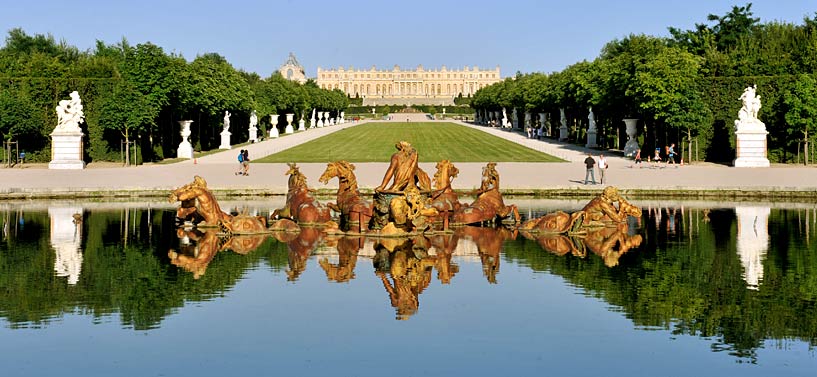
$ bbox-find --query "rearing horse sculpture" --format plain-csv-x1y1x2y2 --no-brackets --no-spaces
428,159,462,230
319,160,373,233
272,163,332,224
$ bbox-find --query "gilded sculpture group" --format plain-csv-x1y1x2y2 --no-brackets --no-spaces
168,142,643,317
170,140,640,237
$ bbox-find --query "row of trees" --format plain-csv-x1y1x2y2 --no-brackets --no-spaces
472,4,817,163
0,29,349,163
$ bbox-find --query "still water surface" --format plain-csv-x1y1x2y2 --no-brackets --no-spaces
0,199,815,376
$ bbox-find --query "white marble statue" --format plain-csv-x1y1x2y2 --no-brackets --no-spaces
585,107,598,148
559,108,568,141
55,91,85,133
738,85,761,123
249,110,258,142
588,108,596,130
502,107,508,128
223,110,231,131
733,85,769,167
219,111,232,149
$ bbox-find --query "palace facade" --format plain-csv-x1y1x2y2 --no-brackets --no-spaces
316,64,501,104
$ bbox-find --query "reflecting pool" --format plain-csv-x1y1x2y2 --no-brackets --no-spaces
0,199,815,376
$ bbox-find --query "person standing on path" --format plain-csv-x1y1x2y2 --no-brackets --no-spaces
598,153,608,184
584,153,596,185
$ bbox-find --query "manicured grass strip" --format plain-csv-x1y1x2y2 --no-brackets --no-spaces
256,122,563,163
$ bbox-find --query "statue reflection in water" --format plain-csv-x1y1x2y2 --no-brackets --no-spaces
169,228,269,279
457,226,517,284
273,227,324,282
319,235,362,283
373,237,436,320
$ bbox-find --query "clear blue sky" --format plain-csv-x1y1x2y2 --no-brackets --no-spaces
1,0,814,78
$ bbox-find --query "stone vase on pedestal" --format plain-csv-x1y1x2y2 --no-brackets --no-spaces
269,115,279,138
285,113,295,134
623,119,640,157
318,112,325,128
340,111,345,124
298,115,306,131
49,130,86,169
177,120,194,159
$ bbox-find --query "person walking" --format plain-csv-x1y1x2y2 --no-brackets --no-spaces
583,153,596,185
597,153,608,184
667,143,677,166
241,149,250,176
633,150,643,168
235,149,245,176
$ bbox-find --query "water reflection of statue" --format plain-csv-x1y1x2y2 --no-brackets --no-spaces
223,110,231,131
319,236,362,283
55,91,85,132
373,237,435,320
583,223,643,267
376,141,431,193
168,229,222,279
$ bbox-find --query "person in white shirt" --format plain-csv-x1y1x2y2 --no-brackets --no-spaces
597,154,608,184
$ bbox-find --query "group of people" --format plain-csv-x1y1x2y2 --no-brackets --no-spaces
631,143,678,168
525,125,544,139
235,149,250,176
583,153,608,185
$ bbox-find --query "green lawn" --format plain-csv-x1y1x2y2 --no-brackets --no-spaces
256,122,563,163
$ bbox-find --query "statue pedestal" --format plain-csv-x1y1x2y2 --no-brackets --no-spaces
270,127,279,138
734,121,770,167
284,125,294,134
219,131,231,150
310,119,316,129
49,131,85,169
177,141,193,159
585,129,598,148
249,128,258,143
298,119,306,131
559,126,568,141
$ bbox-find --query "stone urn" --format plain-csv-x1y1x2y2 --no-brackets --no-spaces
623,119,640,157
318,111,325,128
176,120,194,159
269,114,279,138
285,113,294,134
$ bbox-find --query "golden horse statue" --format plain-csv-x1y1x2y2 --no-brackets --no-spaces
428,159,462,230
169,175,267,234
272,163,333,224
319,160,373,233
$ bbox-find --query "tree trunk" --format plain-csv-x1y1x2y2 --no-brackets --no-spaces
805,129,809,166
124,130,130,167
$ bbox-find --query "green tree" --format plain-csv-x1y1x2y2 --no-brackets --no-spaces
783,74,817,164
97,81,153,165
